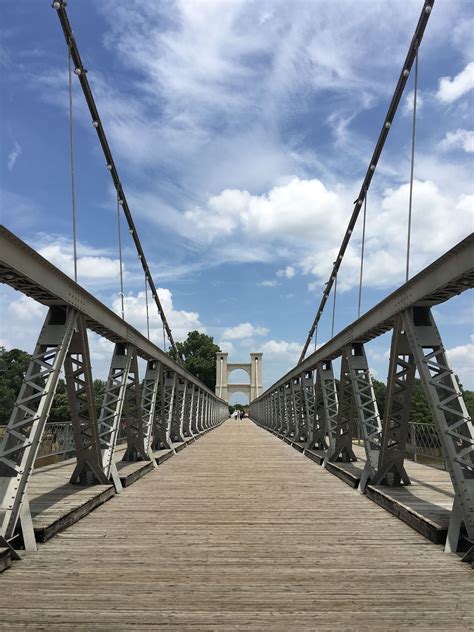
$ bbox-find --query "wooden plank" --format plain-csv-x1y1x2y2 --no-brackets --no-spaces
0,420,472,630
116,460,155,488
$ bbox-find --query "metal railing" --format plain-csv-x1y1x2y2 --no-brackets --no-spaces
33,420,129,467
405,422,446,470
354,421,446,470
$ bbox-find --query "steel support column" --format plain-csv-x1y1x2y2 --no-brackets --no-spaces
123,349,149,462
0,306,76,552
98,342,134,490
372,316,414,486
402,306,474,552
64,313,109,485
326,349,357,464
139,360,161,461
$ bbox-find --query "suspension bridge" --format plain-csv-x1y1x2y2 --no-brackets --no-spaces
0,0,473,628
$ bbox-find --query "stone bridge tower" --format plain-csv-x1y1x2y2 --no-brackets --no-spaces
215,352,263,403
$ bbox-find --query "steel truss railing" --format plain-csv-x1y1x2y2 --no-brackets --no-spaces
0,228,228,558
250,236,474,560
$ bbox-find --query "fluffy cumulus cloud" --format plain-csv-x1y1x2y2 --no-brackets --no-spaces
438,129,474,153
112,289,205,343
436,62,474,103
28,234,123,286
222,322,269,340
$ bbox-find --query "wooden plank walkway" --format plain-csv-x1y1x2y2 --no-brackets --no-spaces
0,419,472,630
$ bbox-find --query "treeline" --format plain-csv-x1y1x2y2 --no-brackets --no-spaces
1,346,473,425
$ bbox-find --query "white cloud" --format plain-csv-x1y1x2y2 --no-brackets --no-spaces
222,322,269,340
258,280,279,288
218,340,235,354
261,339,301,363
438,129,474,153
403,89,424,116
277,265,296,279
112,289,205,343
436,62,474,103
446,335,474,390
7,140,21,171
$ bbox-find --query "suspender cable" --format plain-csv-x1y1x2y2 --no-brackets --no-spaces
406,40,419,283
53,2,183,364
298,0,435,364
331,273,337,339
314,323,318,351
117,194,125,320
357,189,367,319
162,323,167,353
67,39,78,283
144,271,150,340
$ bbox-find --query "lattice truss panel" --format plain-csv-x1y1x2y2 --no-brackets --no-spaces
327,350,357,463
184,383,194,437
64,314,109,485
98,342,133,481
0,306,76,544
345,343,383,488
284,383,293,436
123,351,148,462
316,361,338,453
171,379,187,442
291,377,305,442
138,360,161,458
157,372,177,448
373,316,414,486
403,306,474,542
190,387,200,434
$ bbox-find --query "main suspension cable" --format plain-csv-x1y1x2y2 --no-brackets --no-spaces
298,0,434,364
144,270,150,340
357,189,367,319
331,273,337,339
67,38,78,283
406,40,419,283
116,193,125,320
53,1,182,363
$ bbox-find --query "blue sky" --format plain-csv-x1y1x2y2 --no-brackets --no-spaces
1,0,473,401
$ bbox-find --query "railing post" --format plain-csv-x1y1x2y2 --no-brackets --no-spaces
64,313,109,485
0,306,76,553
372,315,414,486
402,305,474,554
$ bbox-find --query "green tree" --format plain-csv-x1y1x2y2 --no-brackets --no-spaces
0,347,31,424
49,379,70,423
168,331,221,390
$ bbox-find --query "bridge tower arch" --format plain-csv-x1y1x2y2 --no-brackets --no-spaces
215,352,263,403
